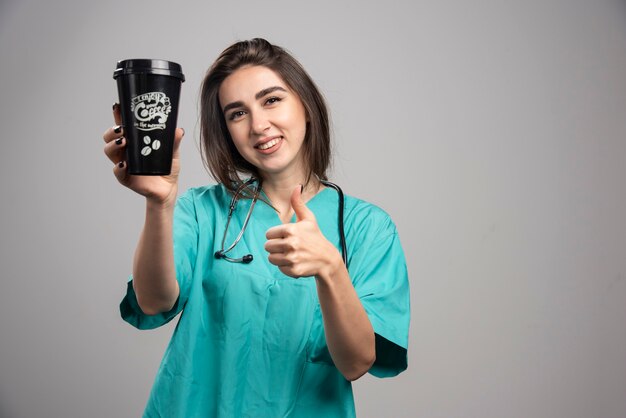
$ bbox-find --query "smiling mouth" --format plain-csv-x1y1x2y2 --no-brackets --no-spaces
256,137,282,150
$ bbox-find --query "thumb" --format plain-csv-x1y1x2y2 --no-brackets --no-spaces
172,127,185,158
291,185,315,222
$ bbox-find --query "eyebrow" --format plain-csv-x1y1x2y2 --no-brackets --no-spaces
222,86,289,114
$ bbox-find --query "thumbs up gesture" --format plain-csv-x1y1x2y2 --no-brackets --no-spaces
265,185,341,279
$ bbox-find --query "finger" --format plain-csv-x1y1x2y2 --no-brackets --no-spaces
112,103,122,125
103,124,124,144
267,253,290,267
266,224,288,240
264,239,290,254
278,266,301,279
171,127,185,159
112,160,130,185
291,185,315,222
104,136,126,163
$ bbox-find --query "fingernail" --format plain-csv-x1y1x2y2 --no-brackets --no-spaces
118,161,125,168
181,127,185,136
112,103,120,111
115,137,123,145
300,184,304,193
114,125,122,134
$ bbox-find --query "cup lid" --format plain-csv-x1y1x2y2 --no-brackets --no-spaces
113,59,185,82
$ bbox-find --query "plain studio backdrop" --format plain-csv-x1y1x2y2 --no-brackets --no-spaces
0,0,625,417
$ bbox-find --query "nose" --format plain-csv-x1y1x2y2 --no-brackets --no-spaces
250,110,271,135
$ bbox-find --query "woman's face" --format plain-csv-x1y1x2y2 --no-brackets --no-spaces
218,65,308,180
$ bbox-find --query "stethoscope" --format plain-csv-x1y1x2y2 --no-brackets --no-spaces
214,178,347,266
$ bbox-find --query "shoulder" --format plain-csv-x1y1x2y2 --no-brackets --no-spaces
177,183,231,209
175,184,230,222
179,183,228,202
343,194,398,238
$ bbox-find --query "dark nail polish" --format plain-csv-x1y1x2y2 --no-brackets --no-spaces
118,161,125,168
115,138,123,145
114,125,122,134
112,103,119,111
181,127,185,136
300,184,304,193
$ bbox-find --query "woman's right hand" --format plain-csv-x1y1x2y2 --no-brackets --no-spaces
102,103,184,207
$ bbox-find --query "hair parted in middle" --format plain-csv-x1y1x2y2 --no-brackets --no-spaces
199,38,331,194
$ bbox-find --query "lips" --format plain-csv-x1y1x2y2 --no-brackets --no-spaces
257,137,281,150
254,136,283,154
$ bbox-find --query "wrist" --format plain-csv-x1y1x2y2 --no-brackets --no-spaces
315,248,345,285
146,194,177,214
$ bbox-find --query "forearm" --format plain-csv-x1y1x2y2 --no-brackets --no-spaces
132,198,180,315
315,256,376,381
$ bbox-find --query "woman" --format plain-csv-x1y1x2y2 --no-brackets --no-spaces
103,38,409,418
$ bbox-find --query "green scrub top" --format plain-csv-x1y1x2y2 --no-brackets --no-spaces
121,184,410,418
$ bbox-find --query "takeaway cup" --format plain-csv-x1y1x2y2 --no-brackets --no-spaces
113,59,185,175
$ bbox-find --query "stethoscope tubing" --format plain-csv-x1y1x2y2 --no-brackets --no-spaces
320,179,347,266
215,178,348,267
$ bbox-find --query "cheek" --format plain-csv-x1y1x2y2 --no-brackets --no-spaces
226,127,254,161
227,124,247,147
283,107,308,137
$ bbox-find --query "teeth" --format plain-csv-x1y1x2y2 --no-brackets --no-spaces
258,138,280,150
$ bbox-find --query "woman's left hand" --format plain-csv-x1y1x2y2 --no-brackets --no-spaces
265,186,342,279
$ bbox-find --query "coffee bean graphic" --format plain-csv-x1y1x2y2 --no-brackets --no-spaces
141,146,152,156
143,136,151,145
152,140,161,150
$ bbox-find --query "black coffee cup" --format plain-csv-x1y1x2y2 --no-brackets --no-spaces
113,59,185,175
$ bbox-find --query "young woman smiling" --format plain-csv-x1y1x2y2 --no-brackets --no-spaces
103,38,410,418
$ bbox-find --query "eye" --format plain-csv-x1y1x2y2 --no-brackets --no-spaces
265,96,282,106
228,110,246,121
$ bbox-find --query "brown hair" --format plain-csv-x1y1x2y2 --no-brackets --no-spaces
199,38,331,194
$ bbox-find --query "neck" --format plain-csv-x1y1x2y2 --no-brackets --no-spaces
260,171,322,221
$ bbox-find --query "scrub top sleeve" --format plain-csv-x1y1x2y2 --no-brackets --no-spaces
350,213,410,378
120,190,199,330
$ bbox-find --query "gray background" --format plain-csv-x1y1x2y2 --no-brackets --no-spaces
0,0,625,417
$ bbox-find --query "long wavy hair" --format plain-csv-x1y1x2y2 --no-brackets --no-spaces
199,38,331,194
